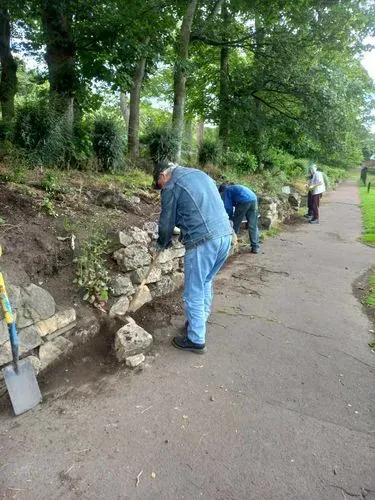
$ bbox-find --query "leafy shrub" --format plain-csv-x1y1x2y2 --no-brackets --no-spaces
92,117,125,172
145,126,179,164
221,150,258,173
198,140,221,166
41,170,59,194
13,99,74,167
74,234,110,307
41,195,58,217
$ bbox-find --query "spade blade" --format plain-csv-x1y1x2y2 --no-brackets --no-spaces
3,358,42,416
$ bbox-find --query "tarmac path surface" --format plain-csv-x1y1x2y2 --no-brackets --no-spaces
1,179,374,500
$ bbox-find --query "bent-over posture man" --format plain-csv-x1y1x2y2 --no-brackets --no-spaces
219,183,260,254
156,165,232,354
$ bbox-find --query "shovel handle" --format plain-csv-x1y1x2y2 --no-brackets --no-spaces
0,271,19,370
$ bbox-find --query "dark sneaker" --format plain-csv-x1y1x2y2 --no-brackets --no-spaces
251,248,259,254
303,213,311,218
309,219,319,224
180,320,189,335
172,335,206,354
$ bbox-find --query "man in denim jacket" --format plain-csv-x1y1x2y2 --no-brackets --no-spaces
156,164,232,354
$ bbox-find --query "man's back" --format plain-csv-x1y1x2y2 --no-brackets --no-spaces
162,167,231,248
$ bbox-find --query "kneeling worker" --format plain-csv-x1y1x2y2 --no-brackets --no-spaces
219,183,260,254
155,164,232,354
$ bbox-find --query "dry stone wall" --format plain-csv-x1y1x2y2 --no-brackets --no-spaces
0,192,301,382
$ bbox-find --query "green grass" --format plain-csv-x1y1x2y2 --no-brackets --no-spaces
359,172,375,245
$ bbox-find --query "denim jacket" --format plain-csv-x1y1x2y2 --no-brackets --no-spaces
157,167,232,250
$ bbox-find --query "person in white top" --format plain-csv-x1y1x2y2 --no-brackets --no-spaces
307,164,326,224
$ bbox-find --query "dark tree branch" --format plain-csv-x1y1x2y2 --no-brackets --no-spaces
251,93,299,121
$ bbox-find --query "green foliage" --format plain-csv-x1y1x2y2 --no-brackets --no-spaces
92,117,125,172
359,171,375,245
41,171,59,194
74,234,110,306
13,99,74,167
145,126,179,163
41,196,58,217
221,151,258,173
198,139,221,166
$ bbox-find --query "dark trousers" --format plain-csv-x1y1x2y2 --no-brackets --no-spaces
311,194,322,221
307,191,313,216
232,201,260,251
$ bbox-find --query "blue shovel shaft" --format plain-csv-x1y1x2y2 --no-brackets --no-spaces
0,285,19,370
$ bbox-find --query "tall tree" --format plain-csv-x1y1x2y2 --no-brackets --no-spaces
172,0,199,162
128,37,150,161
40,0,77,130
0,7,17,126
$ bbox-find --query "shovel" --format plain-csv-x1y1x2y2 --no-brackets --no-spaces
0,247,42,415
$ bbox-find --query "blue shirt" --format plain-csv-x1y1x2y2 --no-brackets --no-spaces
157,167,232,249
222,185,257,217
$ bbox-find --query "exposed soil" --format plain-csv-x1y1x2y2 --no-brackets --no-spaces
352,269,375,327
0,173,159,309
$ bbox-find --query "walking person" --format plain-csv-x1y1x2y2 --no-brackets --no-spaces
307,164,326,224
218,183,260,254
155,164,232,354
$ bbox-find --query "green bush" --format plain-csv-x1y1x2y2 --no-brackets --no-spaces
13,99,74,167
92,117,125,172
145,126,179,164
198,140,222,166
221,150,258,173
74,234,111,307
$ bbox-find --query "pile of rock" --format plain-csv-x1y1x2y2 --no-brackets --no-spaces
259,191,301,229
0,283,78,394
110,224,185,318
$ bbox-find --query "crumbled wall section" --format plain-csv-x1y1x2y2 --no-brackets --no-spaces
0,192,300,381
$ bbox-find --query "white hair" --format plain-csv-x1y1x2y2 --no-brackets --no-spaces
161,163,178,175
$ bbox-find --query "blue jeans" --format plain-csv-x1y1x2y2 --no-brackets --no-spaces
232,201,260,251
183,235,232,345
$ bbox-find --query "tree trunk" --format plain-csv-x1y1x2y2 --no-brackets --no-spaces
196,119,204,147
40,0,77,132
172,0,198,163
253,15,266,169
120,92,130,130
0,8,17,126
128,39,149,161
218,2,229,151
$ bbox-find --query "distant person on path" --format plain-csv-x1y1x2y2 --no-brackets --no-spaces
304,168,329,219
360,166,368,186
307,164,326,224
218,183,260,253
155,164,232,354
304,171,314,219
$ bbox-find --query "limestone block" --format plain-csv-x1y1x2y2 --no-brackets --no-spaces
131,266,162,284
0,324,42,366
128,226,151,245
16,284,56,329
125,353,145,368
35,308,76,337
109,296,130,317
128,285,152,312
114,320,153,361
110,274,135,296
288,192,301,209
149,273,184,298
52,336,74,356
39,342,62,371
113,244,151,272
143,221,159,240
119,231,133,247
